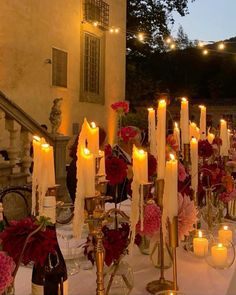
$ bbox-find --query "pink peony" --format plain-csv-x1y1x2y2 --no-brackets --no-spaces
0,251,15,294
136,203,161,238
111,101,129,114
178,193,197,241
178,162,187,182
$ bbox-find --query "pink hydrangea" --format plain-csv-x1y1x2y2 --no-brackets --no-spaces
178,162,187,182
178,193,197,241
111,101,129,113
0,251,15,294
136,203,161,238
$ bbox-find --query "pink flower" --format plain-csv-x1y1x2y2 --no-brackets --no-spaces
219,190,236,203
178,162,187,182
117,126,138,143
0,251,15,294
178,193,197,241
111,101,129,114
136,203,161,238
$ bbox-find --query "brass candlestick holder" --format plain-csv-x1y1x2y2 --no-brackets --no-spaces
168,216,179,291
146,179,174,294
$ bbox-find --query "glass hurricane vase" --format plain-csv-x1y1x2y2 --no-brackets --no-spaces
104,260,134,295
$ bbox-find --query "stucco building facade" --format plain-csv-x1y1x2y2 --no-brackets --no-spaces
0,0,126,144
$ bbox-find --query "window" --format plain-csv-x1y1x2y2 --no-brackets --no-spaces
52,48,68,88
84,34,100,95
84,0,109,30
81,32,104,104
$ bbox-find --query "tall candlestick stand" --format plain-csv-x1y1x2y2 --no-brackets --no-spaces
183,143,190,169
146,179,174,294
168,216,179,291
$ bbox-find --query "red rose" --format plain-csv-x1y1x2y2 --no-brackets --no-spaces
198,140,213,158
105,156,127,185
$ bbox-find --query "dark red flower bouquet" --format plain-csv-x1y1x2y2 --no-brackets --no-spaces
102,223,130,266
105,156,127,185
198,139,213,158
0,217,57,267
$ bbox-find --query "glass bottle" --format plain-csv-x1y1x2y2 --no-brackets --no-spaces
31,188,68,295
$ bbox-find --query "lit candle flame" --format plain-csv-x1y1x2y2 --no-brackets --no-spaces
174,122,178,128
33,135,41,142
223,225,228,230
148,107,154,111
159,99,166,105
199,105,205,109
181,97,187,102
218,243,223,248
84,148,90,155
220,119,225,123
169,153,175,160
139,149,145,155
41,143,50,149
198,230,203,238
191,137,197,143
91,122,96,129
191,122,196,127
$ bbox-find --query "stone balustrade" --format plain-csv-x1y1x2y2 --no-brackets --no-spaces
0,91,70,200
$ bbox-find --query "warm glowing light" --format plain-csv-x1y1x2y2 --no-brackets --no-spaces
139,149,145,155
166,37,172,44
181,97,187,102
109,28,114,33
114,28,119,33
223,226,229,231
91,122,96,129
203,49,208,55
84,148,90,156
41,143,50,149
93,21,98,27
198,41,205,48
137,32,144,42
170,43,176,49
221,119,226,123
218,243,223,248
191,137,197,143
218,42,225,50
148,107,154,111
170,153,175,160
191,122,196,127
199,105,205,109
174,122,178,128
199,230,203,238
159,99,166,105
33,135,41,142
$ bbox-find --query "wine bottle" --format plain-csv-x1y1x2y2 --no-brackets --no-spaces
32,188,68,295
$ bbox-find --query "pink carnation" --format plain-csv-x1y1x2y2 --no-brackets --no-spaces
111,101,129,114
178,162,187,182
136,203,161,238
0,251,15,294
178,193,197,241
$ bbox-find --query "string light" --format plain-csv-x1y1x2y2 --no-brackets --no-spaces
218,42,225,50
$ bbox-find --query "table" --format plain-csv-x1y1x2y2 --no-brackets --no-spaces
15,200,236,295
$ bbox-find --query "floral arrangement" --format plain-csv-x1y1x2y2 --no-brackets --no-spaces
178,193,198,241
105,156,127,185
0,251,15,294
136,203,161,238
111,101,129,114
84,223,130,267
0,216,57,267
117,126,138,143
198,139,213,158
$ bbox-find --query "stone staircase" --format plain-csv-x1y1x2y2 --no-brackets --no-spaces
0,90,70,199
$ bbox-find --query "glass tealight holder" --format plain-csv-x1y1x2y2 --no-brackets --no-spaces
214,222,235,245
205,237,235,270
155,290,185,295
186,229,212,258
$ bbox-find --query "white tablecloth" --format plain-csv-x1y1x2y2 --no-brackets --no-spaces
15,200,236,295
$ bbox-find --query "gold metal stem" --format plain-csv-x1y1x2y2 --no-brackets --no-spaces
95,230,105,295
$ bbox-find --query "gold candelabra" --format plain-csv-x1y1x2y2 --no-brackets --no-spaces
146,179,174,294
183,143,191,169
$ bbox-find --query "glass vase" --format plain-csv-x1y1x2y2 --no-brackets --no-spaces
150,241,172,269
104,261,134,295
138,235,150,255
